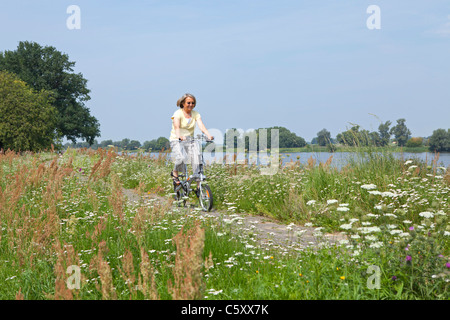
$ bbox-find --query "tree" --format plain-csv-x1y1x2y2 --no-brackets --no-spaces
406,137,423,148
223,127,306,149
336,125,370,147
390,119,411,147
128,140,141,150
369,131,381,146
0,41,100,144
316,129,332,147
0,71,57,151
155,137,170,151
428,129,450,152
378,121,391,147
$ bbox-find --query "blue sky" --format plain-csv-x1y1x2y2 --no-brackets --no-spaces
1,0,449,143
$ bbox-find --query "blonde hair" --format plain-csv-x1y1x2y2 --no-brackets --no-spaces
176,93,196,108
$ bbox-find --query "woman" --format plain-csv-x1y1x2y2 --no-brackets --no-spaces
169,93,213,188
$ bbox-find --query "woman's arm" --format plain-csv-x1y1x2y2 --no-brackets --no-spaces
173,117,186,140
196,117,214,140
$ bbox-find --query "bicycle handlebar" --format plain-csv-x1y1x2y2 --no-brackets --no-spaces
178,135,214,143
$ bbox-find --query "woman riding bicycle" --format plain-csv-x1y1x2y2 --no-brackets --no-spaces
169,93,214,188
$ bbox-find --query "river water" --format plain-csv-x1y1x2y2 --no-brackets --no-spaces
278,151,450,169
151,151,450,169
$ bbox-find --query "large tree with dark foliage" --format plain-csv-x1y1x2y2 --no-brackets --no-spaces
0,41,100,144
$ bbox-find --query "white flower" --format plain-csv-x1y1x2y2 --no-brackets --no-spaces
365,235,377,241
306,200,316,206
304,222,313,227
358,226,381,234
327,199,338,205
402,220,412,224
399,232,410,238
444,231,450,236
361,184,377,190
368,190,382,195
295,230,307,237
389,230,402,235
351,234,360,239
340,223,353,230
419,211,434,219
381,191,397,198
404,160,413,165
374,205,383,210
337,207,350,212
369,241,384,248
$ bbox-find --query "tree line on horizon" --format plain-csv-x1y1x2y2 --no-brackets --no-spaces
1,41,449,154
65,123,450,153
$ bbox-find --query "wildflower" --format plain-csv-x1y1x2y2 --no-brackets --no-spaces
419,211,434,219
404,160,413,165
337,207,349,212
358,226,381,234
391,275,397,281
381,191,397,198
406,255,412,262
340,276,345,280
369,241,383,249
327,199,338,205
446,263,450,269
306,200,316,206
340,223,353,230
409,226,414,231
361,184,377,190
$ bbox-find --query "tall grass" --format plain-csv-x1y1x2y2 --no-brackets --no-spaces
0,147,448,300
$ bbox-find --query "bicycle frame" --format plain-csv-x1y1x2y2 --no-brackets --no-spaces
175,135,210,188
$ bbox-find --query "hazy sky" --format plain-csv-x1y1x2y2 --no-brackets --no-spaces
1,0,449,143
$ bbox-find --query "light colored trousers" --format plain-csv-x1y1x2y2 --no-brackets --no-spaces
170,140,201,177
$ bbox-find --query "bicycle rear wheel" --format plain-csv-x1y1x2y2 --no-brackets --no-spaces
198,183,213,212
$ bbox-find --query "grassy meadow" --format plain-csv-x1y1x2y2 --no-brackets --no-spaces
0,146,449,300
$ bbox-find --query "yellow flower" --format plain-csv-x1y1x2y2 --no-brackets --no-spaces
340,276,345,280
336,267,339,270
298,273,302,277
256,270,259,274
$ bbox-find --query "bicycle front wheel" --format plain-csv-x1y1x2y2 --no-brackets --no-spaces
198,183,213,212
174,185,186,207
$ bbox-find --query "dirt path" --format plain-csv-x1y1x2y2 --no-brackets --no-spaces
121,187,348,250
